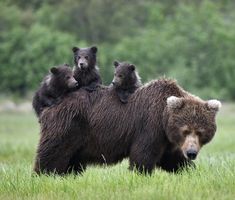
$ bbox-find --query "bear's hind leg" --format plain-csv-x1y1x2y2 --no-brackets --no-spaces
34,137,70,175
34,131,84,175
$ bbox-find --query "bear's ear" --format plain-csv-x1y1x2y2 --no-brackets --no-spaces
90,46,98,54
50,67,59,75
128,64,135,71
72,47,79,53
113,60,119,68
206,99,222,112
167,96,184,110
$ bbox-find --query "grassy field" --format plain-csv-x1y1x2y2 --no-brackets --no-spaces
0,104,235,200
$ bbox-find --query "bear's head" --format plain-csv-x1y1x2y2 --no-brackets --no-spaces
49,64,78,90
112,61,140,89
72,46,97,70
165,96,221,160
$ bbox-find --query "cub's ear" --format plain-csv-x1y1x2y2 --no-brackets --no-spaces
206,99,222,112
128,64,135,71
167,96,184,110
72,47,79,53
90,46,98,54
113,60,119,68
50,67,59,75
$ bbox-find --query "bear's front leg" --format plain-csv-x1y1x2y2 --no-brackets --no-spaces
43,95,56,107
159,148,195,172
117,90,129,104
82,81,99,92
68,153,87,174
129,135,165,174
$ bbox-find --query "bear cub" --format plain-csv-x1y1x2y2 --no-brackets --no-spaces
111,61,142,103
72,46,102,92
32,64,78,117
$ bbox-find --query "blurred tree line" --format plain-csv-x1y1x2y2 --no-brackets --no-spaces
0,0,235,100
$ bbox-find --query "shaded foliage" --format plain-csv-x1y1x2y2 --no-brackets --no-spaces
0,0,235,99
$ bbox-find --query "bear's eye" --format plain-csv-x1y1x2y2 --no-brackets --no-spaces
66,76,70,80
118,75,123,78
77,56,81,59
182,130,190,136
85,56,89,59
196,131,202,136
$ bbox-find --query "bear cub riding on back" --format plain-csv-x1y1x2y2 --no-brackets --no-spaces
32,64,78,117
72,46,102,92
111,61,142,103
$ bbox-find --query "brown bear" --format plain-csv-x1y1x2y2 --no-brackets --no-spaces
32,64,78,117
72,46,102,92
111,61,142,103
34,78,221,174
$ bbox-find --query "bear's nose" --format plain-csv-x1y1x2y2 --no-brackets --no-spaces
80,63,84,67
186,149,197,160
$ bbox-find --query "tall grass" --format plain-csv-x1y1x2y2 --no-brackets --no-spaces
0,104,234,200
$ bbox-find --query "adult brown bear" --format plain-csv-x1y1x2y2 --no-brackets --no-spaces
34,79,221,174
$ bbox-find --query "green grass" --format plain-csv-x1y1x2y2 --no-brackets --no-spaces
0,104,235,200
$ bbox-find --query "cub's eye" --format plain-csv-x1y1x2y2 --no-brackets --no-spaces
85,56,89,59
66,76,70,80
118,75,123,78
182,130,190,136
77,56,81,59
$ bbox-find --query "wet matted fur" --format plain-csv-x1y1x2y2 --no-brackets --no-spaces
34,79,221,175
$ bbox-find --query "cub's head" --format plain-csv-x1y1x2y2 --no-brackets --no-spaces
112,61,140,89
72,46,97,70
165,96,221,160
49,64,78,90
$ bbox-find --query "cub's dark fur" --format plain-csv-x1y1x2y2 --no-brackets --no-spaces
72,46,102,91
32,64,78,117
111,61,142,103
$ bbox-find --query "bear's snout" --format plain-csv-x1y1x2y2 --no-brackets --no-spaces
68,79,79,89
186,149,198,160
80,63,85,69
78,58,88,69
181,132,201,160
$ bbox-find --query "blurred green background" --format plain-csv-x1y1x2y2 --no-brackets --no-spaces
0,0,235,100
0,2,234,199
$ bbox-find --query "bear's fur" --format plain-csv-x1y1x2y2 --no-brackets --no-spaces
72,46,102,92
34,79,221,174
111,61,142,103
32,64,78,117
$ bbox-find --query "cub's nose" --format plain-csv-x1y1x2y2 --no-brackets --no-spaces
80,63,84,67
186,149,197,160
